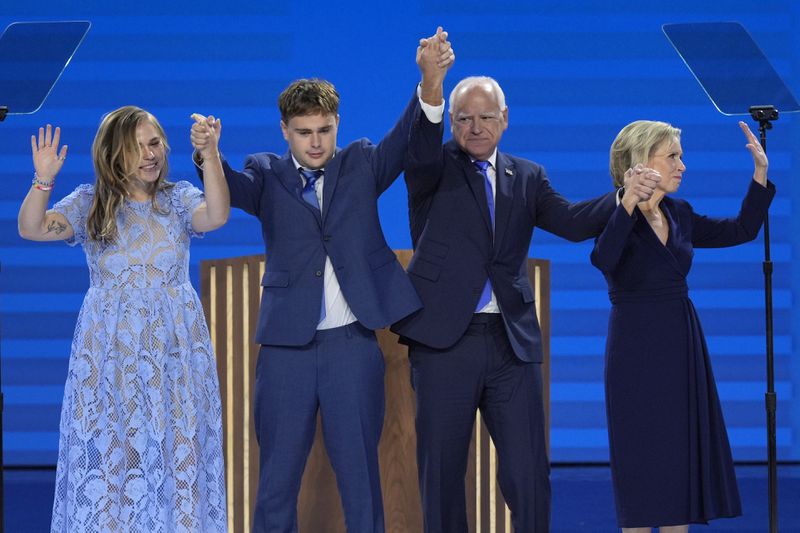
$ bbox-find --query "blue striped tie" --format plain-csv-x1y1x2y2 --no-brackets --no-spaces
300,168,326,322
299,168,323,212
474,160,494,311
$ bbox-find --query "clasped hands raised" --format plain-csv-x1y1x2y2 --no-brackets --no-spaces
190,113,222,160
623,164,661,206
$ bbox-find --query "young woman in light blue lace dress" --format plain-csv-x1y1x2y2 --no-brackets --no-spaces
18,107,230,532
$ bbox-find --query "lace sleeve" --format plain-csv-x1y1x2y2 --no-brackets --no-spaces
52,184,94,246
171,180,205,239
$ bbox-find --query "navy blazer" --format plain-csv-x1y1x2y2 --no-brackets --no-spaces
208,89,427,346
392,118,617,362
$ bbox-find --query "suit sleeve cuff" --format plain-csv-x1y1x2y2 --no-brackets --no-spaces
192,150,205,170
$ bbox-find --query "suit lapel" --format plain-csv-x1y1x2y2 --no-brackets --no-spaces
275,153,322,226
492,151,516,256
447,144,493,235
320,148,343,223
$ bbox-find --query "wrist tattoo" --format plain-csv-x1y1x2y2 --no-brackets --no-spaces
46,219,67,235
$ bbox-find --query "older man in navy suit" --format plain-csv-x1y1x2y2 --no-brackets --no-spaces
192,29,455,533
392,76,659,532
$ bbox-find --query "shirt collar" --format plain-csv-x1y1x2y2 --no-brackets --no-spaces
290,154,324,174
470,149,498,169
291,152,338,173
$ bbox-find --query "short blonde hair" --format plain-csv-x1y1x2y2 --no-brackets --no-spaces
609,120,681,188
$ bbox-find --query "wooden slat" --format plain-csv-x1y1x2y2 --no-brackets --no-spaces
466,431,477,530
200,253,550,532
229,261,245,533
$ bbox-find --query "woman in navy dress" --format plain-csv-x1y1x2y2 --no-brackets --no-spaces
591,120,774,532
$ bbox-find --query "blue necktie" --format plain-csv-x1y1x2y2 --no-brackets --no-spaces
474,160,494,311
299,168,323,212
300,168,326,322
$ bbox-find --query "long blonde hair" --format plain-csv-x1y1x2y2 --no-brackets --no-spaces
87,106,173,242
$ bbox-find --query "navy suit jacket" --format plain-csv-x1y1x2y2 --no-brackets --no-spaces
392,119,616,362
208,89,426,346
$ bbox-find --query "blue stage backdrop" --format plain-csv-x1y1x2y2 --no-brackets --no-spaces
1,0,798,465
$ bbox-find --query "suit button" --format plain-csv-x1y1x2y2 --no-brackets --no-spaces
315,270,323,277
323,235,331,241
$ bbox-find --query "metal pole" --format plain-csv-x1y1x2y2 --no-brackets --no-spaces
753,108,778,533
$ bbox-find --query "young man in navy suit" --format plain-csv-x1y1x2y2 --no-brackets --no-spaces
392,76,658,532
191,29,455,533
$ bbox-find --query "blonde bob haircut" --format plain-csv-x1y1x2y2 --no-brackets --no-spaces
609,120,681,188
88,106,172,242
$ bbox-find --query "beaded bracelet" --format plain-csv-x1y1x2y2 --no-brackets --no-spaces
32,172,55,191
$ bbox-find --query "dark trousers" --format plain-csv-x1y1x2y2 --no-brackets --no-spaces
252,322,386,533
409,314,550,533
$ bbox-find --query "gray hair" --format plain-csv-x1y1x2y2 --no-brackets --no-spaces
609,120,681,188
449,76,507,112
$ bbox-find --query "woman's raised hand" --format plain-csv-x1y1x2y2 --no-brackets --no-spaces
31,124,68,182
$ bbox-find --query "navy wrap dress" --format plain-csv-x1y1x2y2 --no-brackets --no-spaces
591,179,774,527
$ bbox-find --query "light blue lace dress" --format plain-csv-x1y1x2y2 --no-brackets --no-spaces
49,181,227,532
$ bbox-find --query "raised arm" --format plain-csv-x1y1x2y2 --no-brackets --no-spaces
589,204,638,274
371,26,454,194
740,120,768,187
418,26,455,106
398,27,455,199
18,124,74,241
189,113,230,232
691,122,774,248
529,165,619,242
